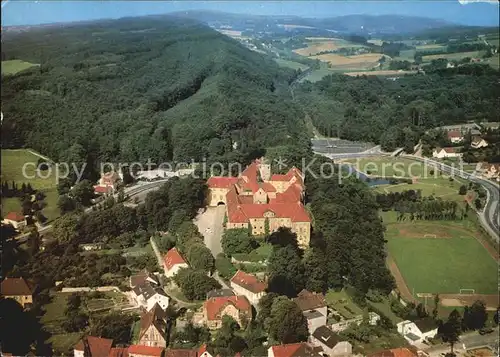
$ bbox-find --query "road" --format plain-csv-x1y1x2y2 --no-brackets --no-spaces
194,205,225,257
425,329,499,357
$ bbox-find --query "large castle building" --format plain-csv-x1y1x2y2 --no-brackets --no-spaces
207,160,311,248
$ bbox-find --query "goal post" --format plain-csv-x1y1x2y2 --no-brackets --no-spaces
459,289,475,295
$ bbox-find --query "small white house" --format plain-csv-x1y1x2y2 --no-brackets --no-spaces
230,270,267,305
432,147,462,159
471,137,489,149
132,283,169,311
397,319,438,345
311,325,353,357
163,248,189,277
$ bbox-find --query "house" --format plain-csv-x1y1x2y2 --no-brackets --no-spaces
164,349,198,357
293,290,327,334
471,136,488,149
267,343,321,357
132,283,169,311
207,160,311,248
396,319,438,345
138,303,168,347
446,130,463,143
368,348,417,357
163,248,189,277
197,345,213,357
203,295,252,329
130,269,160,289
109,347,129,357
79,243,104,251
330,312,380,332
74,336,113,357
480,163,500,180
2,212,26,230
432,147,462,159
230,270,267,305
310,326,353,357
94,171,120,195
1,277,34,309
128,345,164,357
481,121,500,130
206,289,235,299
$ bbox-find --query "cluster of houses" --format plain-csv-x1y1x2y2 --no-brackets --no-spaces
432,127,489,159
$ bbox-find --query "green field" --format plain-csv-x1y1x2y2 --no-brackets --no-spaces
1,60,39,75
422,50,483,62
274,58,309,71
325,289,363,319
1,149,59,221
383,214,497,295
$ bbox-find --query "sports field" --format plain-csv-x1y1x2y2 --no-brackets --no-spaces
1,60,39,75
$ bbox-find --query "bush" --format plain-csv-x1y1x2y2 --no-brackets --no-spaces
215,254,237,280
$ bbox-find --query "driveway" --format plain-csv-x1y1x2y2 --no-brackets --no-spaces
193,205,225,257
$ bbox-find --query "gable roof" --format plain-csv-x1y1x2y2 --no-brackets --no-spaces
94,185,113,194
204,295,252,321
74,336,113,357
207,176,239,189
312,325,340,349
447,130,462,139
3,212,25,222
270,343,318,357
133,283,168,301
230,270,267,294
128,345,164,357
130,270,159,288
369,348,417,357
1,277,33,296
441,147,457,154
227,202,310,224
139,303,167,342
163,248,187,271
110,347,129,357
293,290,326,312
165,349,197,357
414,318,438,333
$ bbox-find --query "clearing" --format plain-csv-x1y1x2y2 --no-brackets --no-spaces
274,58,309,71
310,53,383,70
1,60,39,75
293,38,367,57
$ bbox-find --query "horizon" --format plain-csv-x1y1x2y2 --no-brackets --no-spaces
1,1,499,28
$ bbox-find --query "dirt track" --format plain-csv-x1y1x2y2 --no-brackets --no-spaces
386,255,416,303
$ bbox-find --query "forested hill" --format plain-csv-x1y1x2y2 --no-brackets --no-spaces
1,17,308,165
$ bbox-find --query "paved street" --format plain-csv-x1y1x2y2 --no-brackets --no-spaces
425,329,499,357
193,205,225,257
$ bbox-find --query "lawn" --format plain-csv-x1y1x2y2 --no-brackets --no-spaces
367,296,403,325
385,221,498,295
325,289,363,319
274,58,309,71
232,243,272,263
1,59,39,75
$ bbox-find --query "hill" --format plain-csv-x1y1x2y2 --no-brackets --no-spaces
1,16,308,166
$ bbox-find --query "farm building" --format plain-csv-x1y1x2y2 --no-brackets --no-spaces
2,212,27,230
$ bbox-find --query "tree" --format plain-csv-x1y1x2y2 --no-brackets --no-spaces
458,185,467,195
267,245,305,297
257,292,279,325
90,312,136,344
439,309,462,355
221,228,255,257
173,268,221,300
53,213,80,242
494,307,499,325
211,316,246,356
186,243,214,272
26,227,41,256
463,300,488,330
266,227,300,252
474,198,482,210
71,179,95,206
267,296,308,344
58,195,77,215
303,247,327,293
432,294,440,319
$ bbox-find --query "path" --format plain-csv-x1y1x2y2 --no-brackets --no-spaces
149,236,165,273
386,254,416,303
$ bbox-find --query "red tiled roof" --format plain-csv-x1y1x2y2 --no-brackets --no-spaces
270,343,312,357
163,248,187,271
443,147,457,153
230,270,267,294
227,202,310,224
4,212,25,222
110,347,129,357
369,348,417,357
165,349,197,357
1,277,33,296
447,131,462,139
94,185,113,194
260,182,276,192
204,295,252,321
198,345,208,356
293,289,326,311
74,336,113,357
207,176,239,189
128,345,164,357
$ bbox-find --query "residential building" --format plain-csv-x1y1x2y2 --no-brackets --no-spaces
128,345,164,357
109,347,129,357
132,283,169,311
130,269,160,289
2,212,26,230
163,248,189,277
471,136,488,149
396,319,438,345
203,295,252,329
207,160,311,248
94,171,120,195
230,270,267,305
310,326,353,357
197,345,213,357
481,122,500,130
293,290,327,334
206,289,235,299
432,147,462,159
439,123,481,133
138,304,168,347
1,277,34,308
330,312,380,332
164,349,198,357
479,163,500,180
267,343,321,357
446,131,463,143
79,243,104,251
368,348,417,357
74,336,113,357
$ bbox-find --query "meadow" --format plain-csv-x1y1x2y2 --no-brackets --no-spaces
310,53,383,69
274,58,309,71
422,50,483,62
1,60,39,75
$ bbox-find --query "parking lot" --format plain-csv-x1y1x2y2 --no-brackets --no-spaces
311,138,375,154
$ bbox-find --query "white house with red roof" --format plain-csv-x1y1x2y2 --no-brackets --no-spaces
163,248,189,277
203,295,252,329
268,343,321,357
432,147,462,159
447,130,463,143
230,270,267,305
94,171,120,195
128,345,164,357
207,160,311,248
2,212,26,230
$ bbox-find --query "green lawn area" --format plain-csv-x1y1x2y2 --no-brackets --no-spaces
274,58,309,71
385,221,498,295
1,59,39,75
232,243,272,263
325,289,363,319
422,51,483,62
367,296,403,325
484,53,499,70
415,44,447,51
343,157,437,178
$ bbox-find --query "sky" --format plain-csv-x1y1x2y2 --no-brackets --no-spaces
1,0,499,27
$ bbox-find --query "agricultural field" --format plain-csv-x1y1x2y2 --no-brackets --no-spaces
1,59,39,75
344,70,417,77
415,44,447,51
1,149,59,221
293,38,367,56
310,53,383,69
274,58,309,71
422,50,483,62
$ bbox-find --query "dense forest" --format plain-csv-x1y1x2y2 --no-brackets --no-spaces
295,68,500,151
1,16,309,168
